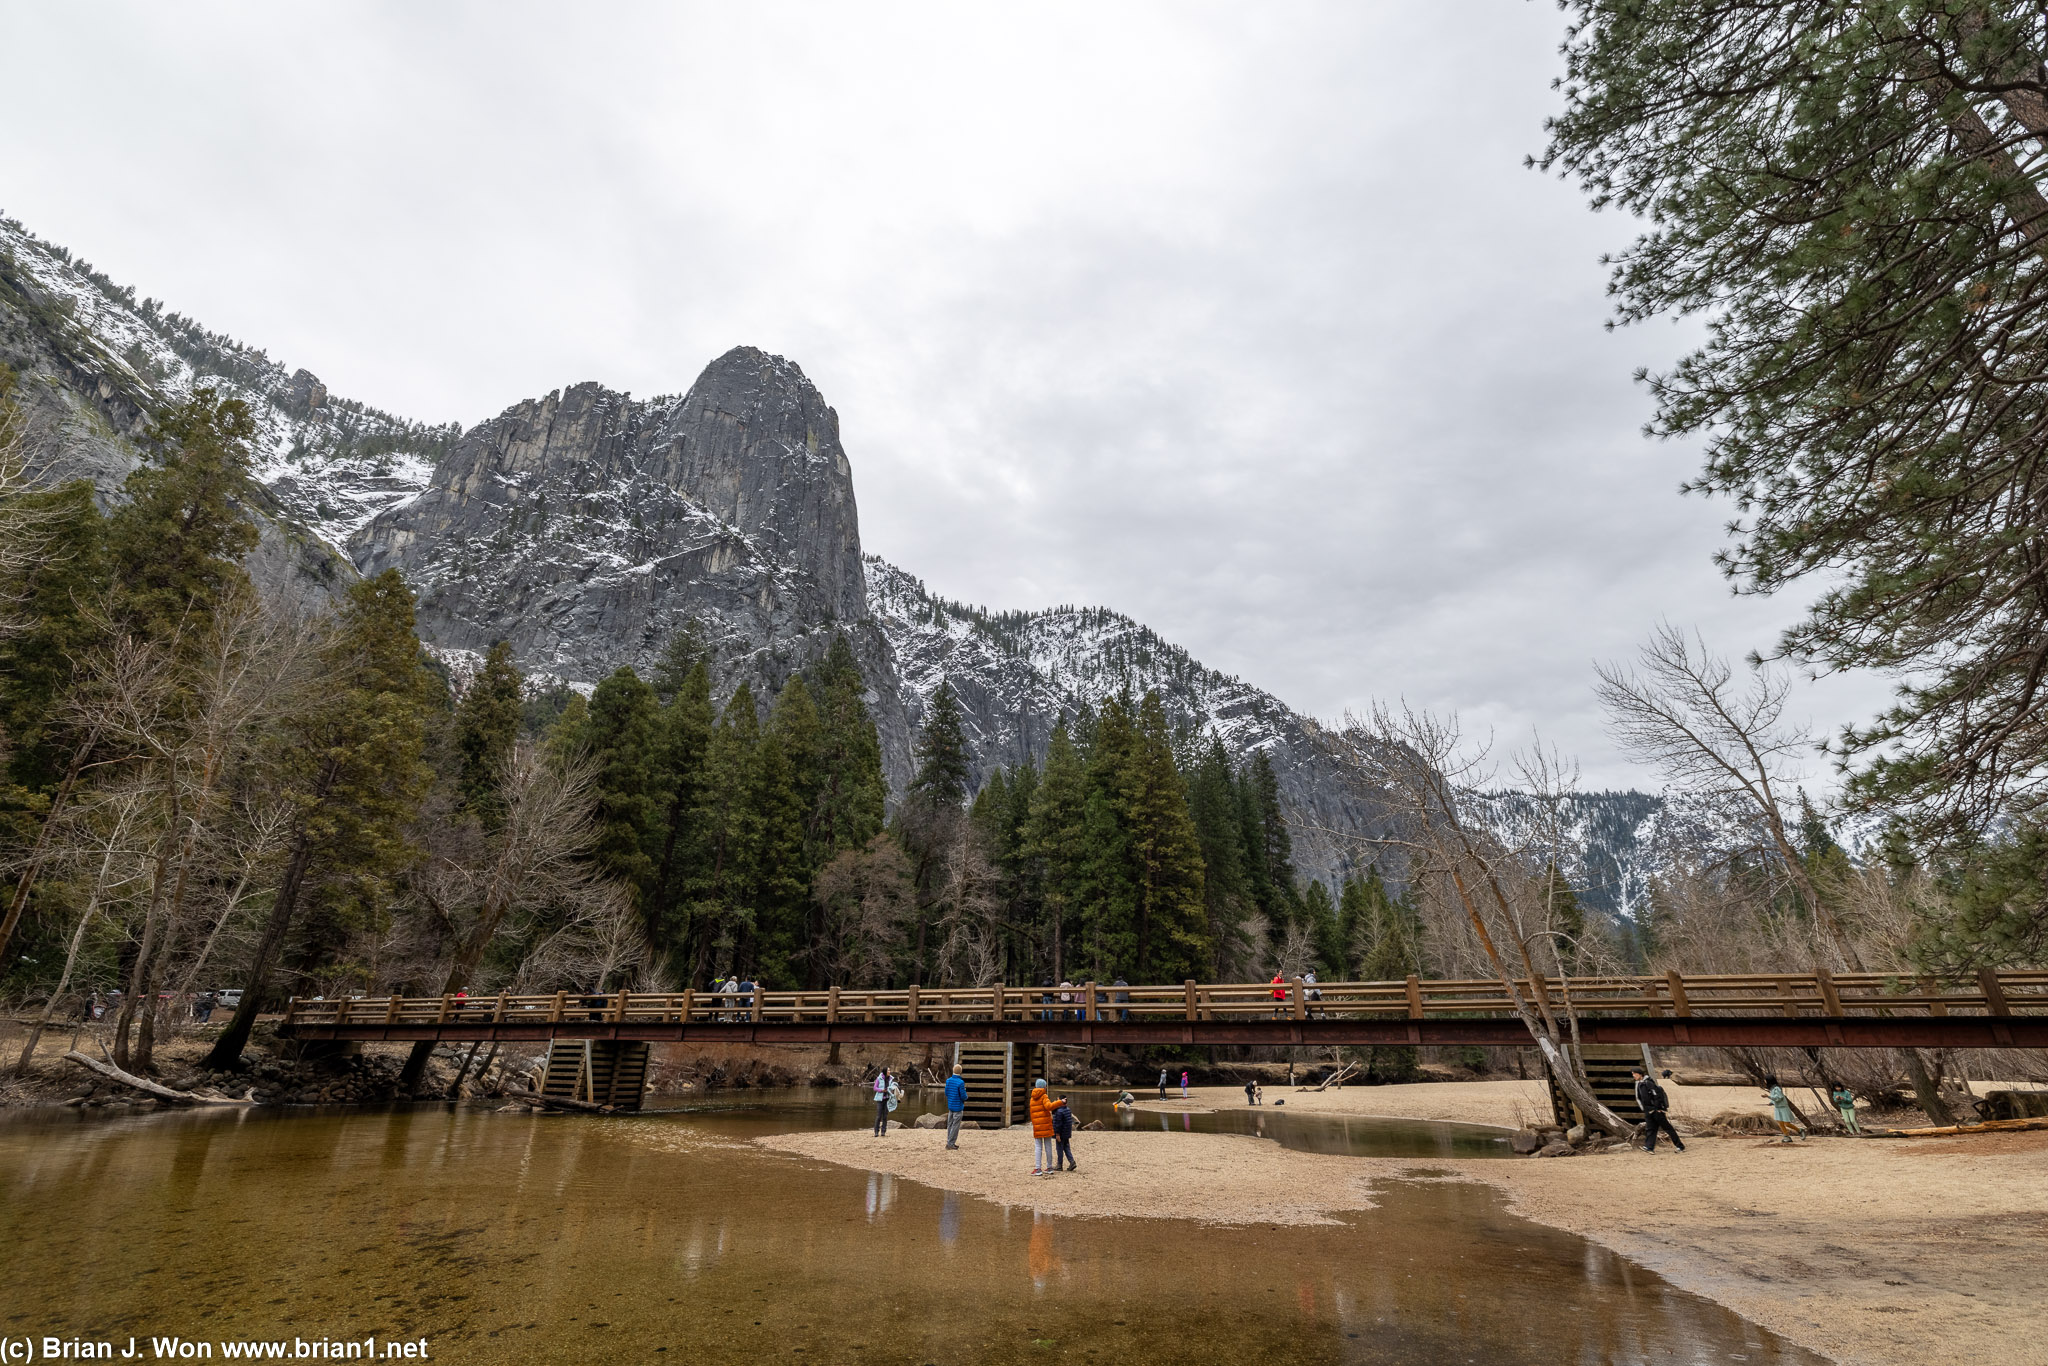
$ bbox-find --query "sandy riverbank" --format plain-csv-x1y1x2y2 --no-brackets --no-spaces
759,1081,2048,1366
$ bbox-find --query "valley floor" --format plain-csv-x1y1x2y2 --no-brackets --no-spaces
762,1079,2048,1366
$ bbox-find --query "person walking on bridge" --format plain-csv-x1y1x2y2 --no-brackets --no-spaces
945,1065,968,1149
1631,1068,1684,1152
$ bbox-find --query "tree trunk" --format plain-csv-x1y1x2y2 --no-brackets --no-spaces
0,730,97,968
1902,1048,1957,1125
202,828,316,1070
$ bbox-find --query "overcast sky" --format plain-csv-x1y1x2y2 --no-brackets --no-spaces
1,2,1896,790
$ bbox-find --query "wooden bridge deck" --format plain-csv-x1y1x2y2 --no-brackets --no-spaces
280,969,2048,1049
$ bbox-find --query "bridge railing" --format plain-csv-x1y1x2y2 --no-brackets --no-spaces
281,969,2048,1030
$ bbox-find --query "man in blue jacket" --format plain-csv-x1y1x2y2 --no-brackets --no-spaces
945,1065,969,1149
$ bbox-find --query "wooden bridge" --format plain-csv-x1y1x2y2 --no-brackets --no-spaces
281,969,2048,1051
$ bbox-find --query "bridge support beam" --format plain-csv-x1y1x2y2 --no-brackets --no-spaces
282,1014,2048,1051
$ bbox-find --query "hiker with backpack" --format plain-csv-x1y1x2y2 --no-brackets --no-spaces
1631,1067,1685,1152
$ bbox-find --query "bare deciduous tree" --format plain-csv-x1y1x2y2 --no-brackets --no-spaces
1327,702,1634,1136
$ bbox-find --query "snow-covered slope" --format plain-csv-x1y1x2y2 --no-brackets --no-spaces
866,557,1391,886
0,212,454,554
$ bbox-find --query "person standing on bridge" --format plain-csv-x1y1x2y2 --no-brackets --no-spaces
1631,1068,1685,1152
718,975,739,1021
945,1065,968,1149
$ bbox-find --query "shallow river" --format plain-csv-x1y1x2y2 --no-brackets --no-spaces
0,1090,1821,1365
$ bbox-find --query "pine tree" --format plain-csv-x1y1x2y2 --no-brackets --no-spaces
1185,740,1250,975
1027,724,1089,983
806,633,885,867
581,667,663,902
1120,692,1211,982
105,389,261,642
1301,878,1343,977
910,681,971,806
684,683,763,984
746,729,809,986
451,642,523,828
644,660,713,969
205,571,434,1068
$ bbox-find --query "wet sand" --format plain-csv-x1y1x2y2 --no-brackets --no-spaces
764,1083,2048,1366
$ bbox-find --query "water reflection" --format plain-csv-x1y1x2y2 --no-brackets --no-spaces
0,1102,1820,1366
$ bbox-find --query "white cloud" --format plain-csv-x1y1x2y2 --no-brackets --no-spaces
0,0,1894,788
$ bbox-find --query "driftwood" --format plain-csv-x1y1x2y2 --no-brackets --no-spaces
499,1085,617,1114
1866,1116,2048,1138
63,1051,256,1105
1303,1063,1358,1092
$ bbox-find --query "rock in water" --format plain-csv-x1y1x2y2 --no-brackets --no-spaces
1510,1128,1543,1155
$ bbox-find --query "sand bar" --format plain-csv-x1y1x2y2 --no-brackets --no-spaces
760,1081,2048,1366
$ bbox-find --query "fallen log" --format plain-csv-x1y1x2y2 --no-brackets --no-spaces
63,1051,256,1105
1866,1116,2048,1138
1304,1063,1358,1092
499,1085,617,1114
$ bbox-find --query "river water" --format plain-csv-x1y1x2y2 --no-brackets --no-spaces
0,1091,1821,1365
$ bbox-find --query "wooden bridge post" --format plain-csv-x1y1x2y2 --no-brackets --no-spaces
1777,979,1800,1018
437,994,452,1024
1084,981,1097,1022
750,985,765,1024
1815,969,1842,1017
1291,977,1306,1021
1184,980,1197,1022
906,984,920,1024
1920,977,1949,1016
991,983,1004,1022
680,989,695,1024
550,991,565,1024
384,995,399,1025
826,985,840,1024
1664,972,1691,1017
493,990,508,1023
1405,975,1423,1020
613,989,628,1024
1980,967,2013,1016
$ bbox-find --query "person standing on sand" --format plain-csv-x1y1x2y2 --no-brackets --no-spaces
1764,1077,1805,1142
872,1068,893,1137
1030,1078,1058,1175
945,1066,968,1149
1158,1068,1169,1100
1180,1070,1190,1099
1831,1083,1861,1136
1244,1079,1258,1106
1631,1068,1685,1152
1051,1091,1078,1171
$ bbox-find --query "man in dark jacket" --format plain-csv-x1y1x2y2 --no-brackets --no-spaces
1632,1068,1685,1152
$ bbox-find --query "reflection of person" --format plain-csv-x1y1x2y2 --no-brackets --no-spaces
945,1066,968,1149
1631,1068,1685,1152
1831,1084,1862,1136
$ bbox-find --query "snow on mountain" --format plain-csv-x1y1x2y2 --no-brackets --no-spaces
0,212,454,552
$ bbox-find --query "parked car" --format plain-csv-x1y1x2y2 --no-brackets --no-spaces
215,989,243,1010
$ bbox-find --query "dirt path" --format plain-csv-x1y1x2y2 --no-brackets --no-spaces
761,1082,2048,1366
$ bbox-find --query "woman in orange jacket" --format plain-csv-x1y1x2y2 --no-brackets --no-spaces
1029,1079,1064,1175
